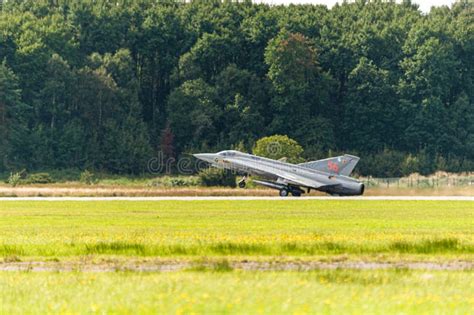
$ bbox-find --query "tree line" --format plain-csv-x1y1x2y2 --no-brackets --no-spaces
0,0,472,177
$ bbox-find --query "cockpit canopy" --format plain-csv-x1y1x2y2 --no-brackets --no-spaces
217,150,241,157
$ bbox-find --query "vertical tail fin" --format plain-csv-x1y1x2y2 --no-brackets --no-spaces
298,154,360,176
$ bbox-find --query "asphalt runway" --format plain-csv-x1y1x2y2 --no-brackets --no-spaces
0,196,472,201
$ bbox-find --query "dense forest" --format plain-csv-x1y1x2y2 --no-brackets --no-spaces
0,0,472,177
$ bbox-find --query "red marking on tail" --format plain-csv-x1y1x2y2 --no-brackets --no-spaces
328,161,339,173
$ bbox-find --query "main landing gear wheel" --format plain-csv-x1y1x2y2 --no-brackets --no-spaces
291,191,301,197
279,189,289,197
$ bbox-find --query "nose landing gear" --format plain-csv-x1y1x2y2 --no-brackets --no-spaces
238,176,247,188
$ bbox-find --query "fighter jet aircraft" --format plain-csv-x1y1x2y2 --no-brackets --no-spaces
194,150,364,197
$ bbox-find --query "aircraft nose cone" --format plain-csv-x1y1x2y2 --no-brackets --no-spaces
193,153,216,163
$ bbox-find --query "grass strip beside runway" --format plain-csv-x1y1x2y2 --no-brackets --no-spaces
0,200,472,260
0,270,472,314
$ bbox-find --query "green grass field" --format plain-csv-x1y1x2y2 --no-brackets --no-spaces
0,200,472,314
0,200,472,260
1,270,473,314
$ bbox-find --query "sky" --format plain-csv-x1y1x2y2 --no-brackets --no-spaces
256,0,458,13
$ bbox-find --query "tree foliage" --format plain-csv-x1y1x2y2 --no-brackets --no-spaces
0,0,472,176
253,135,304,163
